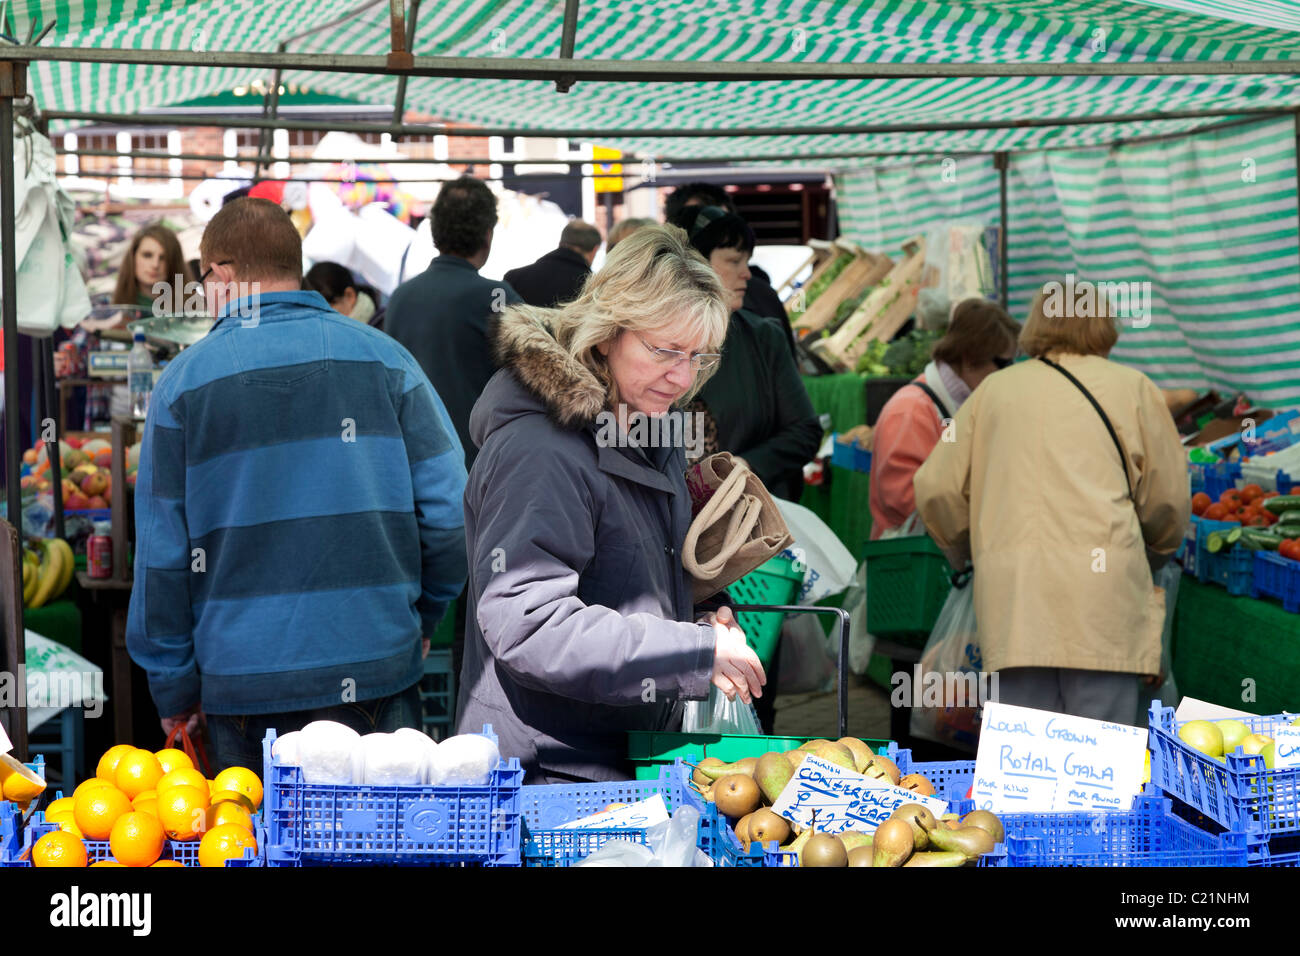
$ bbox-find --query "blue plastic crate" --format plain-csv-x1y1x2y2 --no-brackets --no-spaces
1201,462,1243,501
520,768,700,867
1148,702,1300,838
1,810,259,867
985,795,1247,867
893,750,975,803
261,724,522,867
1251,550,1300,613
1193,516,1253,595
830,436,871,473
1165,795,1300,867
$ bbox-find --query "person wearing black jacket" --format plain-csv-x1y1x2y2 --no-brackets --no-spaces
664,182,797,357
503,220,600,307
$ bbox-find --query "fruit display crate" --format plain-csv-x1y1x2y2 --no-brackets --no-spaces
0,809,260,867
861,533,953,644
1189,461,1242,500
520,768,696,867
1181,514,1235,577
1251,550,1300,613
1166,800,1300,867
261,725,523,867
983,795,1248,867
1192,517,1253,596
727,556,805,669
1147,702,1300,838
627,731,894,782
674,757,765,866
830,436,871,473
893,751,976,803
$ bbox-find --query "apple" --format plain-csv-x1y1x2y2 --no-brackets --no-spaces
1262,743,1276,770
92,448,112,469
1178,720,1224,758
1241,733,1272,756
66,492,90,510
86,495,107,510
81,471,108,497
64,436,83,450
21,448,37,466
1215,719,1252,754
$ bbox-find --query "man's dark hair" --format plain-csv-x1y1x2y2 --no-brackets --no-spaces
669,204,755,259
431,175,498,258
664,181,737,223
560,220,602,254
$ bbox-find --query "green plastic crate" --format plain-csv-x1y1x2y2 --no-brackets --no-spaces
626,731,894,780
862,533,953,646
727,555,804,668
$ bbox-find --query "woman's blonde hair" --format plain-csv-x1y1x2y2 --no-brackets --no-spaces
511,223,730,407
1020,277,1120,358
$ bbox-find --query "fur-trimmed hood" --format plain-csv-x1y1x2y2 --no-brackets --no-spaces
470,306,609,450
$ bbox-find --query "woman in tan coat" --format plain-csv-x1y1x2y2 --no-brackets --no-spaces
914,282,1189,724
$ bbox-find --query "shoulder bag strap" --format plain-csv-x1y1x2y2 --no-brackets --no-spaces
1038,356,1133,500
912,382,951,422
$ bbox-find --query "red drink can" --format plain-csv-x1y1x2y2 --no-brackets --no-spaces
88,524,113,579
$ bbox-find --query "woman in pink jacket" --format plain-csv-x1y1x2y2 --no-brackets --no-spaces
870,300,1020,538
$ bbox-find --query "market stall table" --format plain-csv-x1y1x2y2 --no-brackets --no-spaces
1172,576,1300,715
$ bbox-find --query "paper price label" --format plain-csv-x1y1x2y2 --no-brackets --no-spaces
1272,727,1300,769
556,794,669,830
769,753,947,834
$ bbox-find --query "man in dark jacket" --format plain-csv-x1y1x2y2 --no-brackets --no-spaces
385,175,522,473
664,181,796,355
503,220,600,307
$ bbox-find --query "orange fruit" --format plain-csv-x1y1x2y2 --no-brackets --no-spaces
73,786,133,840
212,767,263,812
90,860,125,867
46,796,74,817
32,830,88,867
198,823,256,868
157,768,207,795
210,789,255,813
150,860,185,867
74,776,115,801
114,750,164,800
46,811,85,840
157,785,209,841
133,798,159,820
154,749,194,775
110,812,166,867
206,800,253,833
96,744,136,782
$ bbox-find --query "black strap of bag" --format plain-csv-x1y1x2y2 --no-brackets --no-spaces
1038,356,1133,500
912,382,951,421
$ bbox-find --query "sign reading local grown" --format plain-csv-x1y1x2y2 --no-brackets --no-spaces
971,702,1147,813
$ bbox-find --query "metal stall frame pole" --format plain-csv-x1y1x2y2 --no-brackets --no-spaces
41,337,63,541
390,0,422,136
995,151,1009,308
0,59,26,761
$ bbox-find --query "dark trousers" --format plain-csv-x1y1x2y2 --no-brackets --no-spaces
204,682,423,775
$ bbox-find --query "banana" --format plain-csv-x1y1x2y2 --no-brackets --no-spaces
28,539,64,610
49,537,75,598
21,561,34,605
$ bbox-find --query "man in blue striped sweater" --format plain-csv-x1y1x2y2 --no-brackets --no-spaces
127,198,468,772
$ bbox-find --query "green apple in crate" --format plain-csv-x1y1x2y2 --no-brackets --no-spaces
1178,720,1224,758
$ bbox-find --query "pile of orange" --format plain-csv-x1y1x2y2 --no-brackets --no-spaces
30,743,262,868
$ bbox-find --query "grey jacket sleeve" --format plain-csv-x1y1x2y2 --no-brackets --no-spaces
470,442,715,706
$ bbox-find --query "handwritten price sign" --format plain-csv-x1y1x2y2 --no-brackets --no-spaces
972,702,1147,813
1272,727,1300,769
769,754,947,834
556,795,669,831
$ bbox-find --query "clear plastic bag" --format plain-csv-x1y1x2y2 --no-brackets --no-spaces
572,806,713,867
680,684,762,735
909,572,984,751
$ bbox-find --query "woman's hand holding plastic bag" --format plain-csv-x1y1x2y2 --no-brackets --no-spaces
704,606,766,705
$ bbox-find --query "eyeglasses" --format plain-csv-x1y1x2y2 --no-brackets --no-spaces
638,336,722,372
199,260,233,283
992,355,1016,370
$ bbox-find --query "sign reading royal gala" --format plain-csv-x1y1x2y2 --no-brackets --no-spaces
971,702,1147,813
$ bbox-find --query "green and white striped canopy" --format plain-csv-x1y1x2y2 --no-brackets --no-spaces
13,0,1300,162
10,0,1300,403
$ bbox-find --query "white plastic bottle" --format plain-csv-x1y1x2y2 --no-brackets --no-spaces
127,331,153,420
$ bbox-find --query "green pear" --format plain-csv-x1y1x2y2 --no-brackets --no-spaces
837,737,875,773
861,754,902,786
924,824,995,861
691,756,725,788
871,818,914,867
693,758,757,782
1262,743,1276,770
889,803,938,851
747,808,790,850
903,851,968,867
838,831,873,854
797,739,832,752
753,752,795,805
801,833,848,867
847,845,873,867
812,741,858,771
960,810,1005,844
